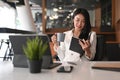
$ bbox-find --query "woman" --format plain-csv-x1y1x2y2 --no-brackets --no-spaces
51,8,97,62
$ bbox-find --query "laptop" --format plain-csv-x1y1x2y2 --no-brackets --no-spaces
9,34,61,69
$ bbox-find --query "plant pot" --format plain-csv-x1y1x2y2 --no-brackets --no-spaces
27,59,43,73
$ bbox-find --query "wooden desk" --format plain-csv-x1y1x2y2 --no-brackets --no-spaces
0,61,120,80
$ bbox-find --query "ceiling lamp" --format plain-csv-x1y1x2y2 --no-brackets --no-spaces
53,8,58,12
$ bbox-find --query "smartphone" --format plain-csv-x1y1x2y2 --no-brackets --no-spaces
57,66,73,73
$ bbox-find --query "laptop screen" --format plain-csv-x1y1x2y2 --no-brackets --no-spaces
9,34,55,68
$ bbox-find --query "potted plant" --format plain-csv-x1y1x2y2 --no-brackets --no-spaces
23,36,48,73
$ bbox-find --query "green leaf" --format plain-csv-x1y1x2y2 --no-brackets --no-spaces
23,36,48,60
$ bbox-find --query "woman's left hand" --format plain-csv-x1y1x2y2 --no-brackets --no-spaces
79,39,91,51
79,39,91,58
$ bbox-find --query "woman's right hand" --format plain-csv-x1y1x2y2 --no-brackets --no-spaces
51,34,57,44
51,34,59,49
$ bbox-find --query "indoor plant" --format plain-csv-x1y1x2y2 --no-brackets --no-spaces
23,36,48,73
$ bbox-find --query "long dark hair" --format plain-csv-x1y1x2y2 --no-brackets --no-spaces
71,8,91,40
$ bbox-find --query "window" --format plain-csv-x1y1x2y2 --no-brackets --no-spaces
42,0,100,34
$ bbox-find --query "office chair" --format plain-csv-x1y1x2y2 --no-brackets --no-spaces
0,39,13,61
92,35,105,61
0,39,4,49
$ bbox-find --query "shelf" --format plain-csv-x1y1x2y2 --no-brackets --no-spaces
96,32,115,35
106,41,120,44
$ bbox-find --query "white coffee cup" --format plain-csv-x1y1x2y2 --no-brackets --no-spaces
57,33,65,42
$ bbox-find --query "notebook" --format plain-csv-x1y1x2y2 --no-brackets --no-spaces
9,34,61,69
92,62,120,72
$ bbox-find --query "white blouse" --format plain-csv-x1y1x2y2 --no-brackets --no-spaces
54,29,97,63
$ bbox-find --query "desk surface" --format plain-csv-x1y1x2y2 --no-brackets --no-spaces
0,61,120,80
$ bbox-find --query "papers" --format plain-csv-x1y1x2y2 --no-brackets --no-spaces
63,50,81,63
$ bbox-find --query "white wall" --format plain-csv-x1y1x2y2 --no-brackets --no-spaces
16,0,36,31
88,10,95,27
